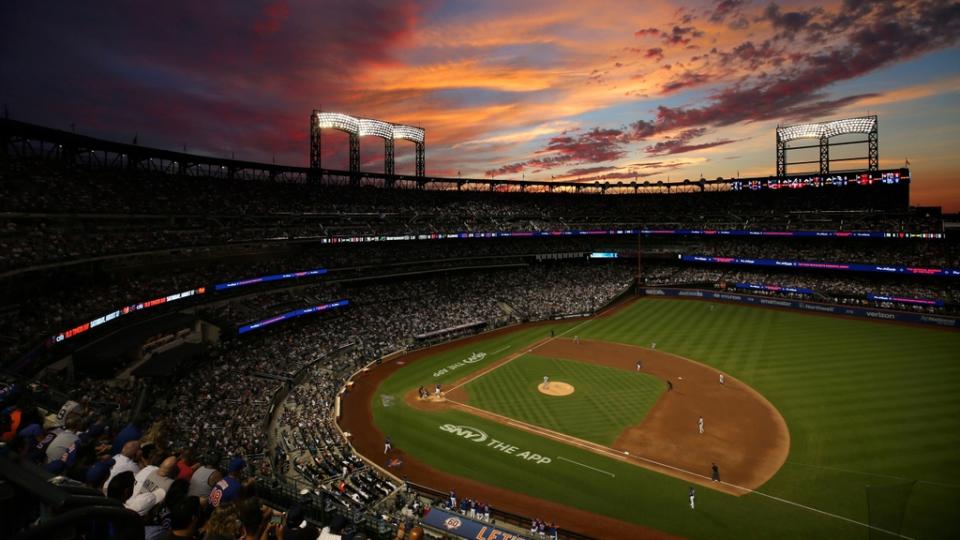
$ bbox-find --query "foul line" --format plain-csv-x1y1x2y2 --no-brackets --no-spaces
556,456,615,478
447,399,916,540
444,317,596,394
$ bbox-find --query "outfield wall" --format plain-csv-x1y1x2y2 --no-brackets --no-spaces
641,288,959,328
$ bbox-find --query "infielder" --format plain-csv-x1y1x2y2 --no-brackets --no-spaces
636,360,642,372
435,383,441,396
688,486,696,509
719,373,725,385
711,463,720,483
574,335,580,344
698,417,704,434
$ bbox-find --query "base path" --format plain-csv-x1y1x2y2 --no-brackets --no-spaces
530,338,790,494
339,320,683,540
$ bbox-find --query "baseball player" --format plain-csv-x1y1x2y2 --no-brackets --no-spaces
384,436,392,454
651,342,656,349
574,335,580,344
711,462,720,482
636,360,642,372
719,373,725,385
698,417,704,434
667,380,673,392
688,486,696,509
543,375,549,389
435,383,441,397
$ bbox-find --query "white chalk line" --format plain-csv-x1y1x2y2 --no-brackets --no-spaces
786,460,960,489
447,400,915,539
445,317,595,394
556,456,616,477
440,322,915,538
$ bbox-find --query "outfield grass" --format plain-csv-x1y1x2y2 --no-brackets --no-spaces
371,299,960,539
464,355,663,445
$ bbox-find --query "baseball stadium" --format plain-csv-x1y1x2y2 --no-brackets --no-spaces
1,2,959,540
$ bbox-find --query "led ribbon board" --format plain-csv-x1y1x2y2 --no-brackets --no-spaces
237,299,350,334
52,287,207,343
680,255,960,277
734,283,814,295
214,268,327,291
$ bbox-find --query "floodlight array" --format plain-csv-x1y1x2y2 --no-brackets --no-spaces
821,116,877,138
358,119,394,139
777,116,877,142
392,124,425,143
314,112,423,142
316,112,360,134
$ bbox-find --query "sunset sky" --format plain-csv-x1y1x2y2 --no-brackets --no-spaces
2,0,959,209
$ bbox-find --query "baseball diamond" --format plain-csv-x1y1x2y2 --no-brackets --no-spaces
340,297,960,539
3,9,960,538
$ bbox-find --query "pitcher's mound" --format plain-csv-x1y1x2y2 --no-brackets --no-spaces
538,382,575,396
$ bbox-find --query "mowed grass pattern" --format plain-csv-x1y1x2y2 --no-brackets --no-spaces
580,299,960,537
464,355,664,445
372,299,960,539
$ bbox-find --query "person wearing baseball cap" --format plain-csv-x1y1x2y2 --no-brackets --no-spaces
209,457,245,508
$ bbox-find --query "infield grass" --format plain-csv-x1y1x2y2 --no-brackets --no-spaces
463,355,664,445
371,299,960,539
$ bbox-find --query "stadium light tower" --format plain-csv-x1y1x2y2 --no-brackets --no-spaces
310,111,425,181
776,115,878,176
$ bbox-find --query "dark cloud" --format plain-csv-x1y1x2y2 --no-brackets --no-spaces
645,48,665,61
760,4,822,35
636,0,960,135
485,162,526,177
0,0,421,166
534,128,628,165
644,127,736,156
485,128,629,175
662,26,705,46
634,27,660,37
709,0,746,23
718,40,782,69
661,71,710,93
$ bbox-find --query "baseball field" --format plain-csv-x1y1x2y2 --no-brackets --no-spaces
339,298,960,539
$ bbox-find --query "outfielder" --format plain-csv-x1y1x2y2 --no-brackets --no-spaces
698,417,704,434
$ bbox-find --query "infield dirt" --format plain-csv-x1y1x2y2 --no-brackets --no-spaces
339,319,684,540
